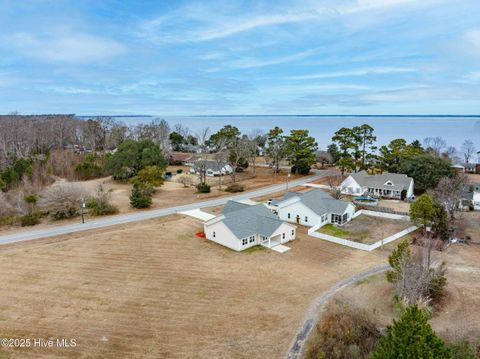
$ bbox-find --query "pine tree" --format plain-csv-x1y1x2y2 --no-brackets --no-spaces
129,184,153,208
371,306,450,359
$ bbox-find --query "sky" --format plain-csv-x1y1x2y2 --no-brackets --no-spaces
0,0,479,116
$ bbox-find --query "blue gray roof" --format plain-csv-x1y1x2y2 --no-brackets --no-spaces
221,201,285,239
277,189,351,216
351,170,413,192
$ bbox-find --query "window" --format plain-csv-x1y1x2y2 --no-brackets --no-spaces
249,236,255,243
213,231,216,238
305,216,308,223
291,229,295,236
282,233,285,239
287,213,291,219
242,239,248,245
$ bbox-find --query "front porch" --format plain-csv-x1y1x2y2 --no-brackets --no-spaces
367,187,401,199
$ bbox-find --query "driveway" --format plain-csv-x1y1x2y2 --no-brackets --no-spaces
0,170,334,246
178,209,216,221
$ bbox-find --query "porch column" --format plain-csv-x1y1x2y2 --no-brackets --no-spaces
268,237,271,248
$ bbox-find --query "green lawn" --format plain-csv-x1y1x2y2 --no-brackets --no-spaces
317,224,369,243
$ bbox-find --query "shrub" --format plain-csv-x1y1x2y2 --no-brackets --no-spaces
196,183,211,193
39,183,87,220
0,215,15,227
305,302,380,359
176,169,183,174
225,183,244,193
449,339,476,359
87,184,119,216
20,212,41,226
130,183,153,208
75,160,103,180
130,165,165,187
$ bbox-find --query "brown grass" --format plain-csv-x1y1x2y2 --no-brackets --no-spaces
0,217,386,358
331,244,480,346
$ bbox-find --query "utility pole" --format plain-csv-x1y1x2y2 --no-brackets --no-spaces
80,197,86,224
286,173,291,191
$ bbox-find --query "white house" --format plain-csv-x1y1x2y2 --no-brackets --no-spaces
340,170,414,200
460,183,480,211
270,189,356,227
204,201,296,251
189,159,233,177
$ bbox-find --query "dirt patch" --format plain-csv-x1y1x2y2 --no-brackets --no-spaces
317,215,411,244
377,199,411,213
0,217,386,358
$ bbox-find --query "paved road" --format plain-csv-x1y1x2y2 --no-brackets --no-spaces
286,264,390,359
0,170,334,246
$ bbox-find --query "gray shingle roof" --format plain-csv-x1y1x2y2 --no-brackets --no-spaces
276,189,351,216
351,171,413,192
221,201,285,239
192,159,226,172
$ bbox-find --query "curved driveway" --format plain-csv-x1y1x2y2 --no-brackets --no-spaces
0,170,334,246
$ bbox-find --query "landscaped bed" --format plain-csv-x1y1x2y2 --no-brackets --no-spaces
316,215,411,244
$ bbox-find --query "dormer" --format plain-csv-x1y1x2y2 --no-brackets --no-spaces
384,180,394,186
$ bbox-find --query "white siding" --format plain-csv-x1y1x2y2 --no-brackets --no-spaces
204,221,241,251
407,179,414,199
277,202,322,227
473,192,480,210
340,176,364,195
270,223,296,243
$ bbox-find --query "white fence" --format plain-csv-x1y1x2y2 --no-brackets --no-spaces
308,210,417,252
353,209,410,221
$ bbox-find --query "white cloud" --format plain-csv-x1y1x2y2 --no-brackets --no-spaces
7,30,126,64
225,48,318,69
139,0,442,43
284,67,416,80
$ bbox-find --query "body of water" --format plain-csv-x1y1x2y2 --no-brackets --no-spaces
82,115,480,150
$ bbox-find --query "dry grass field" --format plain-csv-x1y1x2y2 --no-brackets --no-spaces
328,243,480,347
0,215,387,358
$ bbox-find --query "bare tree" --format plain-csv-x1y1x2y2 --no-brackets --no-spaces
213,137,228,190
423,137,446,156
326,175,343,199
39,183,88,220
391,242,447,306
134,119,171,151
316,150,333,169
195,127,211,185
432,173,467,223
245,129,264,176
228,137,249,183
0,192,15,217
461,140,476,163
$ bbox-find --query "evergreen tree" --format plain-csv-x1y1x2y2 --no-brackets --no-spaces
129,183,153,208
284,129,318,174
371,305,450,359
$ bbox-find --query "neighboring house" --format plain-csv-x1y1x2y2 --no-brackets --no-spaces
340,170,414,200
460,183,480,211
168,152,197,165
204,201,296,251
452,162,478,174
188,159,233,177
270,189,355,227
